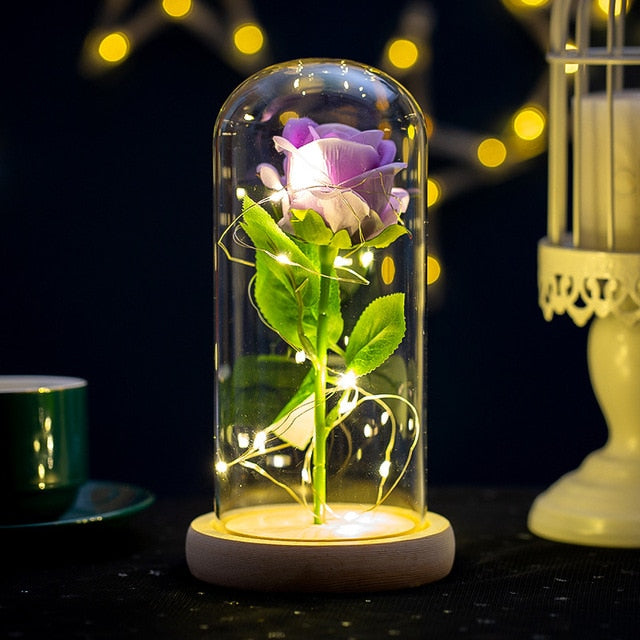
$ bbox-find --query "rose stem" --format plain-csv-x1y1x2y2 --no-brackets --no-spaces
313,244,338,524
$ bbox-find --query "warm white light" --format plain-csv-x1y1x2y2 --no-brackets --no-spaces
379,460,391,478
235,187,246,200
237,432,250,448
215,460,228,474
380,411,390,426
359,250,375,269
269,454,291,468
334,255,353,268
275,253,293,265
295,350,306,364
254,430,267,452
337,370,358,390
269,189,287,203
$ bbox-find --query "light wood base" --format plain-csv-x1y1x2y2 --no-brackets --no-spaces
185,510,455,592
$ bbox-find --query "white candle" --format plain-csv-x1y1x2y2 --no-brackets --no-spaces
577,90,640,252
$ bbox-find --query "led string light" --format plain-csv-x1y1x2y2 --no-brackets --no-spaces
80,0,626,289
79,0,269,76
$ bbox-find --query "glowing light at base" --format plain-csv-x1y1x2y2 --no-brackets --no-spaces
222,503,420,541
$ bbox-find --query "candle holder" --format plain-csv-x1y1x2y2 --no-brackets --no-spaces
185,58,454,591
528,0,640,547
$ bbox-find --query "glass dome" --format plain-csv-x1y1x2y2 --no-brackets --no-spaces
212,58,427,541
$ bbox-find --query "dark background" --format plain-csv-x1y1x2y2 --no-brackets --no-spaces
0,1,605,499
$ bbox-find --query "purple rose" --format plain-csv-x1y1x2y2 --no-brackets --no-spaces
257,118,409,241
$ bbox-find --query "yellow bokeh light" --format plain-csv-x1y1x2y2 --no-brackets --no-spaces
564,43,579,74
513,106,546,141
595,0,631,18
98,32,130,63
502,0,550,9
477,138,507,168
233,23,265,55
162,0,192,18
427,256,441,286
387,39,419,70
279,111,299,126
427,178,441,208
381,256,396,285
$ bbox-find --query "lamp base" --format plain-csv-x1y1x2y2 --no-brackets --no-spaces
185,508,455,592
528,447,640,547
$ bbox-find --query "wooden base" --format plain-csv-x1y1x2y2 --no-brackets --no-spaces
185,509,455,592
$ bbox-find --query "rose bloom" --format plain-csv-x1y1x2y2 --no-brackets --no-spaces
258,117,409,241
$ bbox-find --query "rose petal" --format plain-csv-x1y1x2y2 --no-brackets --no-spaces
376,139,397,166
297,139,380,185
257,163,284,190
281,117,317,148
315,123,360,140
350,129,385,149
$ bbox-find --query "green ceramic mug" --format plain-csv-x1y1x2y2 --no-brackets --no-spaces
0,375,88,524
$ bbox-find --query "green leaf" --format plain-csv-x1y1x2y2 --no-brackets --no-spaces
329,228,354,249
362,224,410,249
344,293,406,376
289,209,334,245
239,198,343,351
240,199,320,349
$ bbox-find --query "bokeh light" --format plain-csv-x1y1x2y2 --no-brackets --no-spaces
513,106,546,141
427,178,441,208
595,0,631,18
564,43,579,74
233,23,265,55
98,32,130,63
387,39,419,70
477,138,507,168
161,0,192,18
427,256,441,285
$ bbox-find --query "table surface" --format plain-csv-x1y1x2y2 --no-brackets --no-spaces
2,486,639,639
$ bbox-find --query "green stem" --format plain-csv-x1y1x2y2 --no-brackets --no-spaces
313,245,338,524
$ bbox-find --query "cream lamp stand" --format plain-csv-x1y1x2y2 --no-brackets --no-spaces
528,0,640,547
